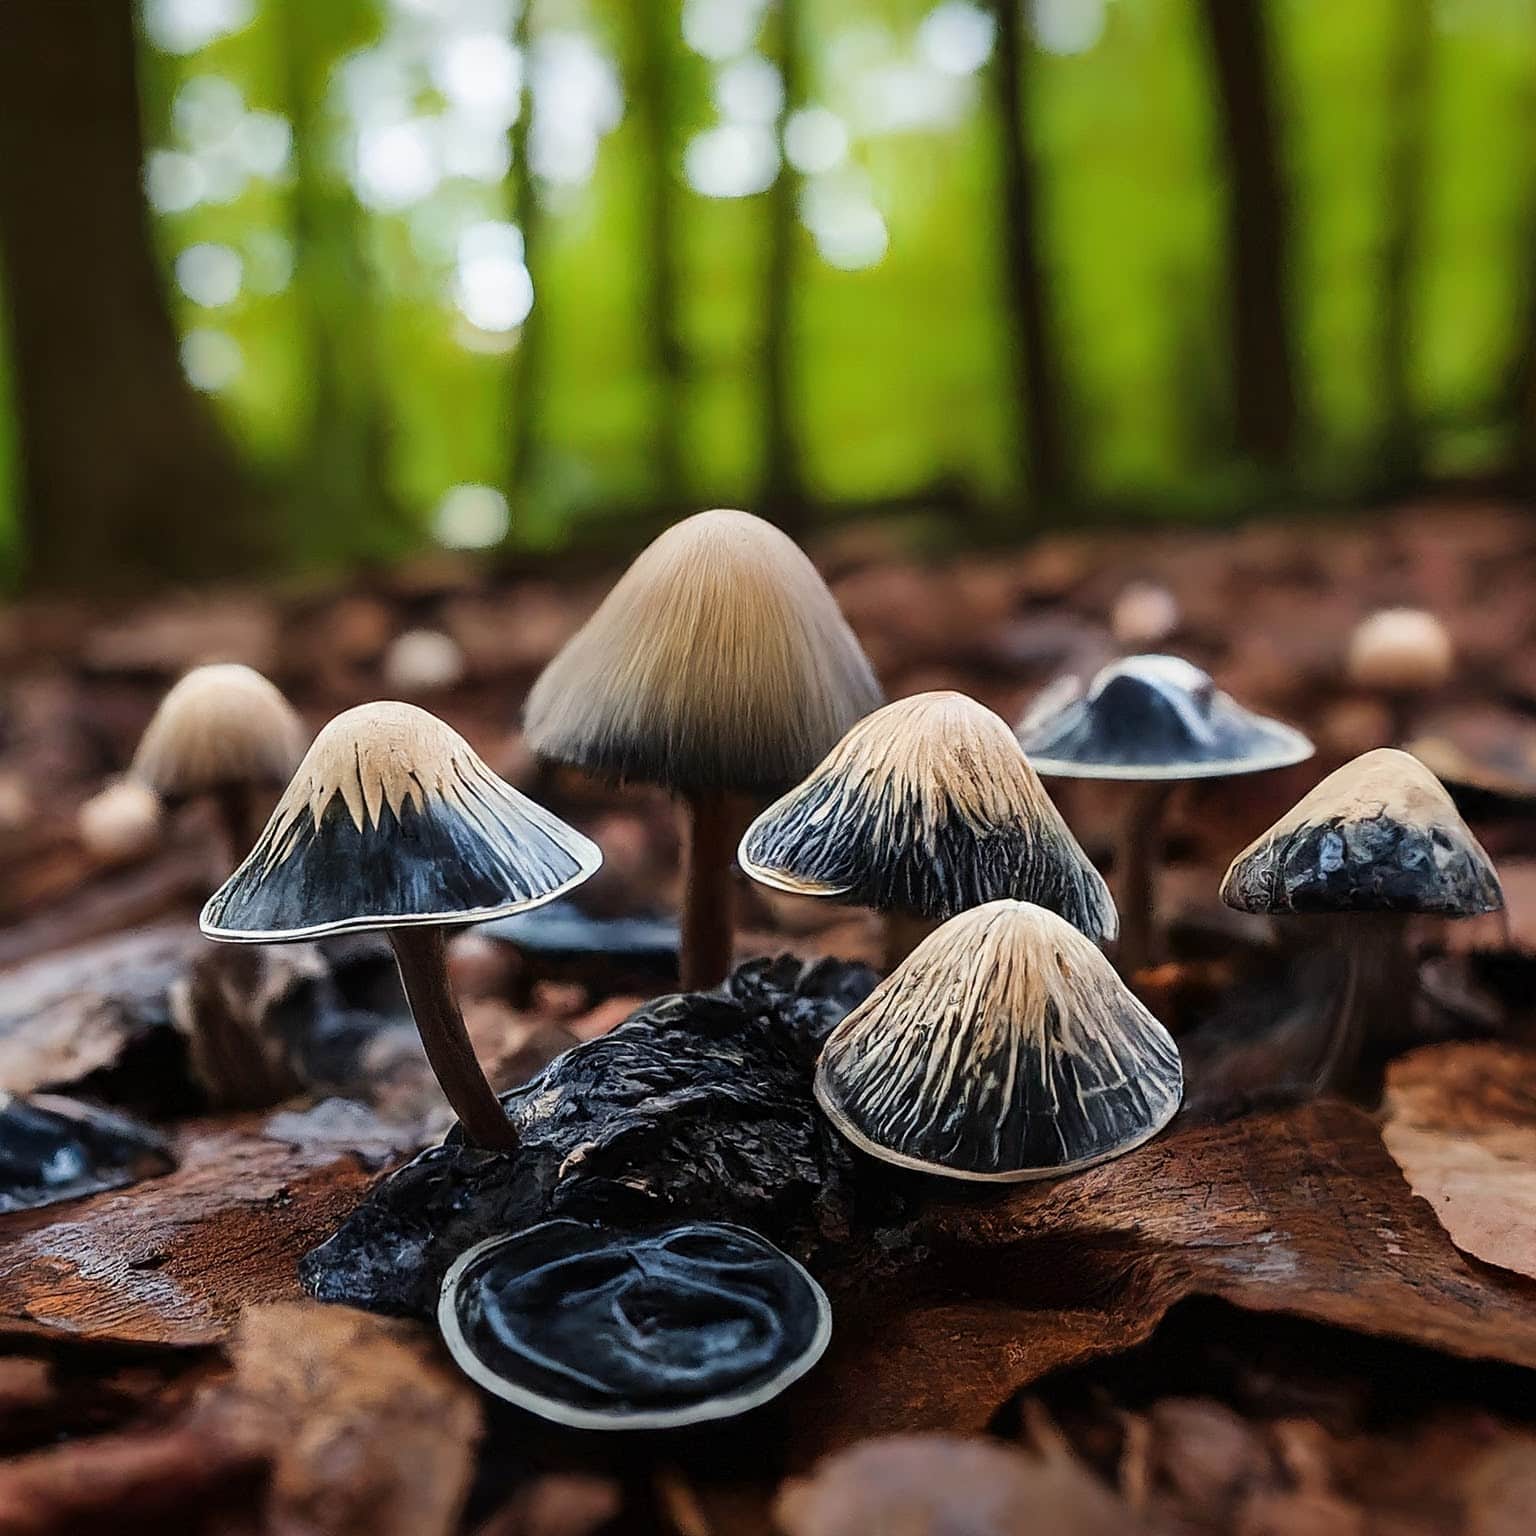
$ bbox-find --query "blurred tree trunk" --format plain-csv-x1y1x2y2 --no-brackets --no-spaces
636,0,687,509
276,2,403,564
1200,0,1298,469
989,0,1072,513
508,0,544,503
763,0,806,530
1377,0,1431,482
0,0,262,589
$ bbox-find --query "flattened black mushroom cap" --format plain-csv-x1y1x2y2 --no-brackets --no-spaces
815,901,1183,1181
437,1219,831,1429
1017,654,1313,781
1220,748,1503,917
200,701,602,942
740,692,1117,940
523,509,883,795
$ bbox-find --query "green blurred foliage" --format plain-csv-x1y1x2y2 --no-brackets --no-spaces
1,0,1533,580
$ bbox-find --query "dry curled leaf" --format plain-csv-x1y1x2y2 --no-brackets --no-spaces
1383,1042,1536,1280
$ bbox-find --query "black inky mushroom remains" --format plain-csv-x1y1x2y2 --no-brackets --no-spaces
438,1219,831,1429
816,900,1183,1181
524,508,882,990
1221,747,1502,1090
740,691,1115,967
201,701,601,1148
1018,653,1313,973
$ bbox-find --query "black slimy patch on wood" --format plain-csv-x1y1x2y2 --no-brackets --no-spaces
0,1093,174,1214
439,1220,830,1428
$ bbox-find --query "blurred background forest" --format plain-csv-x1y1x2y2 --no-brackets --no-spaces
0,0,1533,592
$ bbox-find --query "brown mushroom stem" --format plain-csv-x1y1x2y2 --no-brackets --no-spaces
883,912,936,973
1315,913,1410,1096
1115,782,1173,977
681,792,750,992
388,926,518,1151
209,782,271,869
1384,693,1415,747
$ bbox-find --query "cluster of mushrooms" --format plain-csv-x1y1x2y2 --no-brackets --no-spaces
78,510,1508,1427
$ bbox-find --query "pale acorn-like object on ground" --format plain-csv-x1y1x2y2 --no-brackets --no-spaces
815,900,1183,1181
202,701,601,1148
524,509,882,989
740,691,1116,966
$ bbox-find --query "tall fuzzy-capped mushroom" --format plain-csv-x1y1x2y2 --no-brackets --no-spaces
816,900,1182,1181
524,509,882,990
202,701,602,1148
1018,654,1313,975
740,691,1115,968
1221,747,1501,1092
132,663,307,863
1347,608,1453,743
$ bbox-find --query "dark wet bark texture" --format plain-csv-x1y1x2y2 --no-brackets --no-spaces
0,0,262,588
300,957,878,1317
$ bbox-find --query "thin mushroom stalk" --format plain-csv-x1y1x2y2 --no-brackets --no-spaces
1314,912,1410,1097
209,781,273,867
680,793,751,992
389,928,518,1151
1115,781,1173,976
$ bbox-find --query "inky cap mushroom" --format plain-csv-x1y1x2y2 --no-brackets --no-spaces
524,508,882,989
1220,748,1501,1092
132,663,307,860
1220,747,1501,917
202,701,601,1148
1018,654,1313,781
740,692,1116,946
438,1219,831,1429
816,900,1182,1181
202,701,601,941
1018,654,1313,975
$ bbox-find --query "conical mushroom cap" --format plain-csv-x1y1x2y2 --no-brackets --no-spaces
815,901,1183,1181
1221,748,1502,917
201,701,601,942
133,664,306,800
740,692,1117,939
523,509,883,795
1018,654,1313,781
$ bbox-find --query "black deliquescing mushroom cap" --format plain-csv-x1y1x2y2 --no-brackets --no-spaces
523,509,883,796
200,702,602,942
1017,654,1314,781
437,1219,832,1430
815,901,1183,1182
1220,747,1503,918
0,1092,175,1214
740,692,1117,940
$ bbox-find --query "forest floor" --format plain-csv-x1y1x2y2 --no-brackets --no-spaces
3,499,1536,1534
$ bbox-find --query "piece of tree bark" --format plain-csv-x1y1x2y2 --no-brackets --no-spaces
1199,0,1298,468
790,1101,1536,1458
0,0,265,589
0,1116,384,1345
1383,1041,1536,1281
